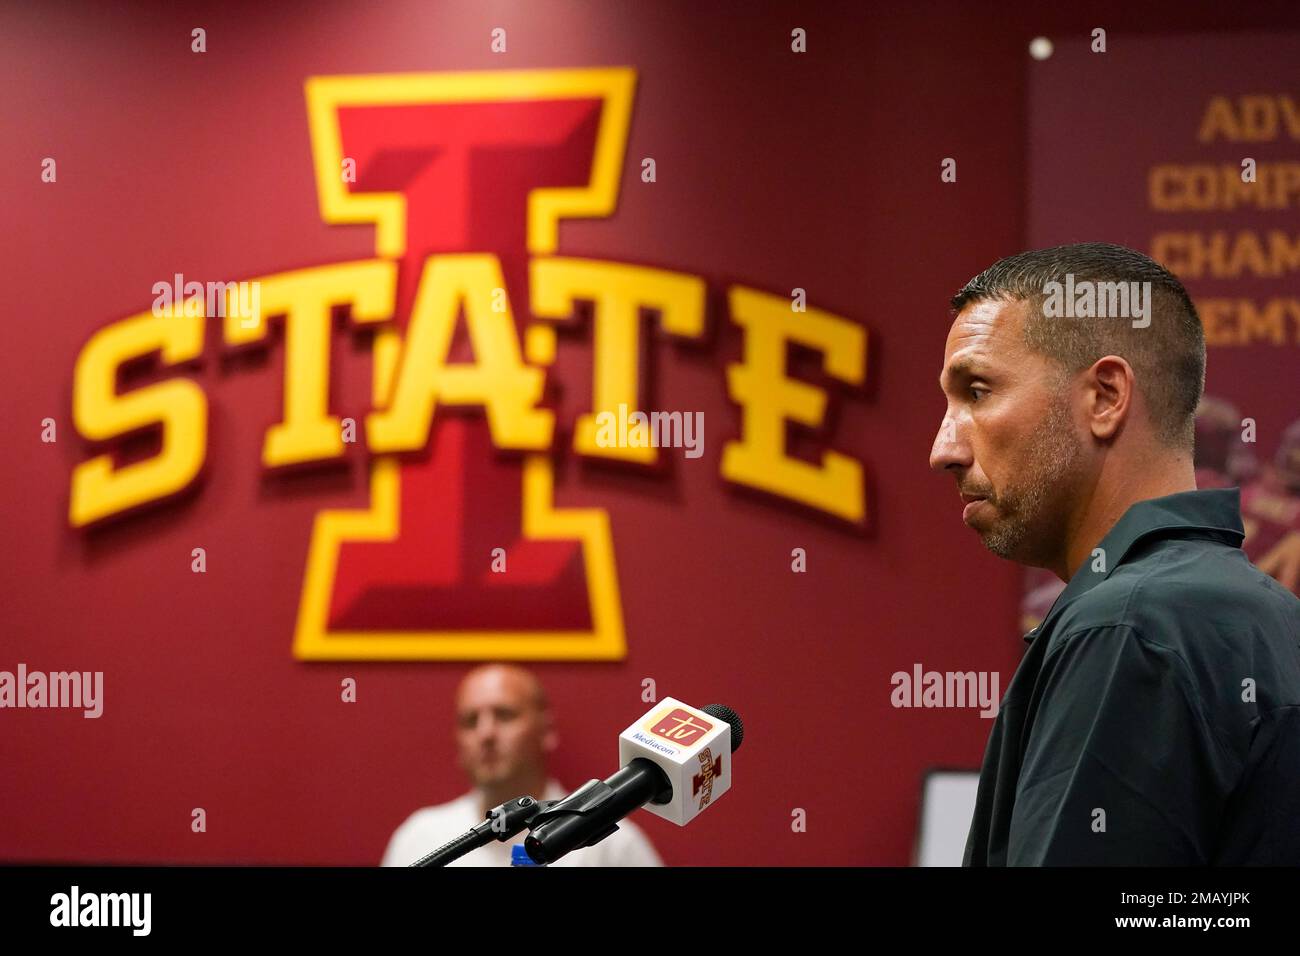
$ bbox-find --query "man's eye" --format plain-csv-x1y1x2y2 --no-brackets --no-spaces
969,386,988,402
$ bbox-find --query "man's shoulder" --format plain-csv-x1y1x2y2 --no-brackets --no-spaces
1049,539,1300,709
1060,537,1298,640
382,795,479,866
391,795,475,837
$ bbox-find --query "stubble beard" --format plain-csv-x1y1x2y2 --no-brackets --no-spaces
978,394,1083,565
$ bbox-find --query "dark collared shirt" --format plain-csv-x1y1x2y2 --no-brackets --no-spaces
964,488,1300,865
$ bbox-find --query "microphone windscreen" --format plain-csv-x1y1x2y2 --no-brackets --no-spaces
702,704,744,753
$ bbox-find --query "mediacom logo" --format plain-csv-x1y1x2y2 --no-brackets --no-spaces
67,68,868,662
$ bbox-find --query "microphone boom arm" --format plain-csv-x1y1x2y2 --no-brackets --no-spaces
409,795,555,868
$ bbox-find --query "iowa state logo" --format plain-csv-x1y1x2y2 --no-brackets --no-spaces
68,68,868,661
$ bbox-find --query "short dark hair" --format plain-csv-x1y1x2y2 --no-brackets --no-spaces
951,242,1205,448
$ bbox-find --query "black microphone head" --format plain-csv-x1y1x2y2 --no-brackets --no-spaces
702,704,744,753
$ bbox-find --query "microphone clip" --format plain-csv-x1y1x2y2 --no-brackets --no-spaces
477,794,557,842
525,780,623,850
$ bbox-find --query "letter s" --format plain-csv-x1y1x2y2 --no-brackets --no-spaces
70,310,206,525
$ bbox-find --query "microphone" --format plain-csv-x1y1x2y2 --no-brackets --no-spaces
524,698,744,864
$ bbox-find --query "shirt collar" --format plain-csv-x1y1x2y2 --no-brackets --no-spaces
1024,488,1244,643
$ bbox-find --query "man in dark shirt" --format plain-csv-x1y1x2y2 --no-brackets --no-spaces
930,242,1300,865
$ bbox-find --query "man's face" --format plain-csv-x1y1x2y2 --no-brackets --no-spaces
930,298,1088,568
454,667,553,790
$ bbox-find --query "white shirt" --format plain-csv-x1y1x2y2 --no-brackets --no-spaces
381,780,664,867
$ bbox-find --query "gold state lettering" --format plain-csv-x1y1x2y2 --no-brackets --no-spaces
69,255,868,527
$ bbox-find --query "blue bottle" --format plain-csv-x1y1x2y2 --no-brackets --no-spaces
511,844,546,866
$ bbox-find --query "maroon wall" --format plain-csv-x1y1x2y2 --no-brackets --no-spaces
2,1,1297,865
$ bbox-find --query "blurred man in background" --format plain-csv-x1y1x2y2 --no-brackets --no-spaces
382,664,662,866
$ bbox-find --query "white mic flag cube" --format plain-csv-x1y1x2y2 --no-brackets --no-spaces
618,697,733,826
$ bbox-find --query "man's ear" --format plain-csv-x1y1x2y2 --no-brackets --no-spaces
1086,355,1134,441
541,716,559,755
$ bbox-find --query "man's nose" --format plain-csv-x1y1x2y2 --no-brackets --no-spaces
929,413,971,473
